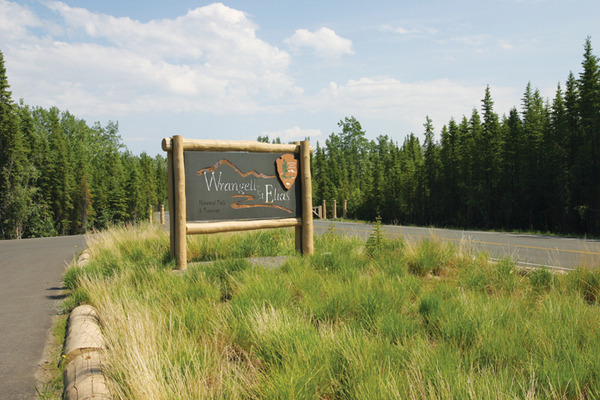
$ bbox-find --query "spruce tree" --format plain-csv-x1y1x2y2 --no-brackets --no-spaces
480,86,502,226
577,37,600,232
422,116,439,224
545,84,570,231
521,83,547,229
499,107,524,228
0,50,30,238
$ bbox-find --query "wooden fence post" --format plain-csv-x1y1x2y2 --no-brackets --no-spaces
322,200,327,220
343,199,347,219
160,204,165,225
173,135,187,270
149,207,153,223
301,140,314,255
333,200,337,219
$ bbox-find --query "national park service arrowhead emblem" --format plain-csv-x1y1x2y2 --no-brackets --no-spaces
276,154,298,190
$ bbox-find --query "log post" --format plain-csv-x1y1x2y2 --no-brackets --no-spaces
173,135,187,270
343,199,347,219
333,200,337,219
301,140,314,255
149,207,153,223
322,200,327,220
160,204,165,225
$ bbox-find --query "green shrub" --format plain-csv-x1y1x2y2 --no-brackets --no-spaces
62,265,82,290
569,268,600,303
57,223,600,399
407,239,455,276
529,267,554,292
419,293,442,323
366,216,388,257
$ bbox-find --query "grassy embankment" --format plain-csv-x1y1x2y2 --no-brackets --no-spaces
62,222,600,399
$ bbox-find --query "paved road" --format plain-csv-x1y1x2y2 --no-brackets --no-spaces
314,220,600,270
0,235,87,399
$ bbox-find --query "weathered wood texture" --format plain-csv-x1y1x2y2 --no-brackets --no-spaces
173,135,187,270
333,200,337,219
301,140,314,255
63,305,110,400
63,305,106,364
162,138,313,154
63,352,110,400
187,218,301,235
77,250,91,266
160,204,165,225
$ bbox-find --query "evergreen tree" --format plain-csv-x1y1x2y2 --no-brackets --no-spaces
439,119,461,225
0,50,31,238
125,154,144,222
545,84,570,231
467,109,484,226
480,86,502,226
422,116,439,224
521,83,547,229
154,155,168,209
499,107,524,228
139,152,158,219
44,107,75,234
576,37,600,233
105,144,128,225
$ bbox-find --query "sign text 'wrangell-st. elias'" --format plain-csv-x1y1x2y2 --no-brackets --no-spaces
184,151,301,221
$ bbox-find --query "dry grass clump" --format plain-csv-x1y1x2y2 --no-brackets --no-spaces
63,222,600,399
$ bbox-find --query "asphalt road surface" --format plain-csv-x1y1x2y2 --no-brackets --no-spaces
314,220,600,270
0,235,87,399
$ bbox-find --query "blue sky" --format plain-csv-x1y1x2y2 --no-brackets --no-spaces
1,0,599,155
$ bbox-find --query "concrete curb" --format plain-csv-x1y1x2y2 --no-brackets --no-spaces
62,249,111,399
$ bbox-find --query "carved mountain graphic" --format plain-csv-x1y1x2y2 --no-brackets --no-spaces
197,159,276,179
196,159,293,214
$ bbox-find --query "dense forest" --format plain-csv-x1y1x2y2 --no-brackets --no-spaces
2,38,600,239
312,38,600,236
0,51,168,239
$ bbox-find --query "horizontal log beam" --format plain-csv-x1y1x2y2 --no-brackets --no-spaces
186,218,302,235
162,138,312,154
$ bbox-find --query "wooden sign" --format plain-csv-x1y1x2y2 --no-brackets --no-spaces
185,152,301,221
163,136,314,270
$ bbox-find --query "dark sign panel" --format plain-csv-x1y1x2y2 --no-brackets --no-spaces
184,151,301,222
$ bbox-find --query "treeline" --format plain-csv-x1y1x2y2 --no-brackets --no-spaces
313,38,600,235
0,51,168,239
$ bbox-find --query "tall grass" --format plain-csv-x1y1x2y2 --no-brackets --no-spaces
64,222,600,399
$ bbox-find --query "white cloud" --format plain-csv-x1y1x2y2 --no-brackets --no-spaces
0,0,42,39
452,34,488,47
284,27,354,59
1,1,301,116
498,39,514,50
0,1,521,145
381,24,438,36
307,77,517,132
261,126,322,142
